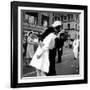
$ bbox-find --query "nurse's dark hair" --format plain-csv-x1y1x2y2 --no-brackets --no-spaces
28,31,33,36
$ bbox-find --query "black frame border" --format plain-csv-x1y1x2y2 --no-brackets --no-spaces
11,1,88,88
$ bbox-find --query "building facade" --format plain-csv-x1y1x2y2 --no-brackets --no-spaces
22,10,80,39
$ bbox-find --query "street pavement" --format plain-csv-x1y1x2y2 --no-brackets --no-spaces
56,48,79,75
23,47,79,77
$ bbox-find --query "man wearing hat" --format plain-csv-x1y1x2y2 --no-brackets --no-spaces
48,20,65,75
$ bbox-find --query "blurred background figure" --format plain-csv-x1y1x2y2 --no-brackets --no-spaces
23,34,28,59
73,34,79,60
25,32,35,65
56,30,66,63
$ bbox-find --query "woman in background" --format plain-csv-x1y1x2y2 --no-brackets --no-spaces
26,32,34,65
73,34,79,60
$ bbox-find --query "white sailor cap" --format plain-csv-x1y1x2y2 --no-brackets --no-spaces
52,21,62,27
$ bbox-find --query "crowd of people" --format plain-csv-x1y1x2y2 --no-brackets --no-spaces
23,20,80,77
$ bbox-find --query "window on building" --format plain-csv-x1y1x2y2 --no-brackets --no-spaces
25,12,38,25
67,23,70,30
68,14,70,21
64,16,67,21
70,14,73,21
41,15,49,27
75,24,77,30
61,16,63,21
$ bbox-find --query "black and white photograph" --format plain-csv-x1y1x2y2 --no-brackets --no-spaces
11,1,87,88
21,9,80,77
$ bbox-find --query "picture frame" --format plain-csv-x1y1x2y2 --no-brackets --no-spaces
11,1,88,88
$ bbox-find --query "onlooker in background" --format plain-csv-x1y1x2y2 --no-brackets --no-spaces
73,34,79,60
56,31,65,63
23,35,28,59
26,32,34,65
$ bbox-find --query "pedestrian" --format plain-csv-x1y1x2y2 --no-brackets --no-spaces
26,32,34,65
56,32,65,63
23,35,28,59
73,34,79,60
47,21,64,76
